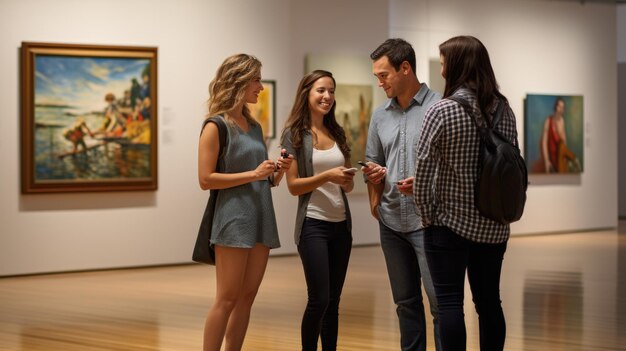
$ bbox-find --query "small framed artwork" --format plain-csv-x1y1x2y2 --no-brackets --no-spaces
20,42,158,193
250,80,276,139
524,94,584,174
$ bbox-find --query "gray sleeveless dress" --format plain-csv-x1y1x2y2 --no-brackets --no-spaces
210,117,280,249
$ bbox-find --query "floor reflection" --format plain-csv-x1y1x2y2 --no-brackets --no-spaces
616,221,626,350
523,271,583,350
0,222,624,350
20,318,159,350
502,223,626,351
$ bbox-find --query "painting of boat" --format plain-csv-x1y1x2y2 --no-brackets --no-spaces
21,42,158,193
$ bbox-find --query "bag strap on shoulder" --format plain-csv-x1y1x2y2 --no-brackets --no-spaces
447,95,505,130
491,102,506,129
201,116,229,161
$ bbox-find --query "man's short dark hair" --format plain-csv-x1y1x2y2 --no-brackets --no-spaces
370,38,417,75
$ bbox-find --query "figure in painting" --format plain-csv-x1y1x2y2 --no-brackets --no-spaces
63,116,94,154
535,97,581,173
118,89,132,112
140,72,150,100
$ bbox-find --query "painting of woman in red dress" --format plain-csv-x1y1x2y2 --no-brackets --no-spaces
525,95,583,174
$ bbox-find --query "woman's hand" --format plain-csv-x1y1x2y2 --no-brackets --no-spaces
324,167,355,186
276,149,293,173
397,176,414,195
254,160,277,180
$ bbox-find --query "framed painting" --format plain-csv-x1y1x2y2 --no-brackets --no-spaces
524,94,584,174
20,42,158,193
335,84,373,194
249,80,276,139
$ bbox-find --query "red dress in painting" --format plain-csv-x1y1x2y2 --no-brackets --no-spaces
546,116,561,171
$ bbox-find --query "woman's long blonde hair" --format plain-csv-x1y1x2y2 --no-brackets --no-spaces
207,53,261,126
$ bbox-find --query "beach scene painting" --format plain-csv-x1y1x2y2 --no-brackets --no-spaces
21,42,158,193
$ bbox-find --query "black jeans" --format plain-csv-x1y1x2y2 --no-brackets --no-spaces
424,226,507,351
298,217,352,351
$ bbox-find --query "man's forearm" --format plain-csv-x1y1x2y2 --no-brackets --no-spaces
367,181,384,220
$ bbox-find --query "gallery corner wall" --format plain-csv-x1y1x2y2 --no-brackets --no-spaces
389,0,618,233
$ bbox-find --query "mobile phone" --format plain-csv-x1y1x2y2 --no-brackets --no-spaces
342,167,358,174
275,150,290,169
357,161,369,168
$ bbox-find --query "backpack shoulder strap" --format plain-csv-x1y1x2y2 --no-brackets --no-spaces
448,95,505,130
201,115,228,160
490,101,506,129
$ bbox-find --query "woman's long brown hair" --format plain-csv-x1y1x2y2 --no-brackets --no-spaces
440,36,508,121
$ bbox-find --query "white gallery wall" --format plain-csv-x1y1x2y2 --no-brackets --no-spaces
0,0,388,276
390,0,618,234
0,0,619,276
618,3,626,219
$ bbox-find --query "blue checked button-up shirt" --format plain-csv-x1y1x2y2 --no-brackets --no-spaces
365,83,441,233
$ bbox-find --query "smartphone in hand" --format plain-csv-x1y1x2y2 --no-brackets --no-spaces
342,167,358,174
357,161,369,168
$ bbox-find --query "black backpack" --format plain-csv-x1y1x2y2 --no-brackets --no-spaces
448,96,528,224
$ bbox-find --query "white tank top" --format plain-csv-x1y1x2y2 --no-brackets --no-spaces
306,142,347,222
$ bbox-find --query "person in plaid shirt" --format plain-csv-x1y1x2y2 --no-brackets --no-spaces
413,36,519,351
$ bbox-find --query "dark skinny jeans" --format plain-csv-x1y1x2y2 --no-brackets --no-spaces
424,226,507,351
298,217,352,351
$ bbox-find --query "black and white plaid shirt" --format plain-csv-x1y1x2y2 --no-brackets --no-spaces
413,87,519,243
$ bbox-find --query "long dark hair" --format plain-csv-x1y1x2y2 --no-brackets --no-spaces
440,36,507,119
281,70,350,158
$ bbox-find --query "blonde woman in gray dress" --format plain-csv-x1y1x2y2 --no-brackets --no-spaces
198,53,292,351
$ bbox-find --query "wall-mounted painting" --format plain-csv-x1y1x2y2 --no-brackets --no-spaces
335,84,373,194
21,42,158,193
305,53,382,194
249,80,275,140
524,94,583,174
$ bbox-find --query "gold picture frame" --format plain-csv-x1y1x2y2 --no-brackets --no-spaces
21,42,158,193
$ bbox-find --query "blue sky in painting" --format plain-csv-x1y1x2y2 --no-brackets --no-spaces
35,55,148,114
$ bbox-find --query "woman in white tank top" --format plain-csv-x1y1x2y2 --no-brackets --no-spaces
280,70,354,351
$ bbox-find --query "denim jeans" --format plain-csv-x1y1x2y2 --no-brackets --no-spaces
298,217,352,351
424,226,507,351
379,222,442,351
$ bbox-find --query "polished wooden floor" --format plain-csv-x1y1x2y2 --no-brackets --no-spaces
1,221,625,350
